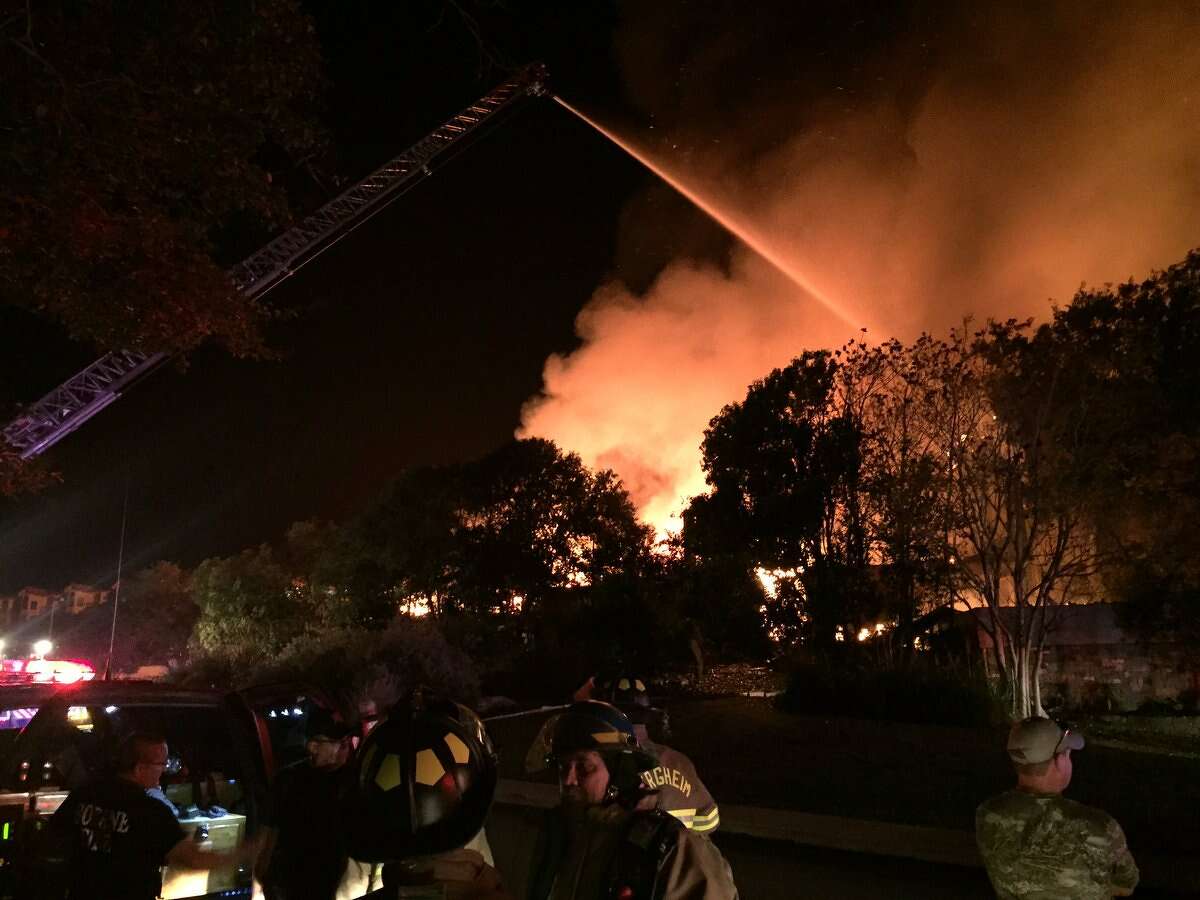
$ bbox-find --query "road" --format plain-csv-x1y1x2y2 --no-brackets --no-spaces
487,803,995,899
487,803,1194,898
484,704,1198,896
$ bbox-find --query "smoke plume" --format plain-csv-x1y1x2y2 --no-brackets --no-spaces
521,1,1200,531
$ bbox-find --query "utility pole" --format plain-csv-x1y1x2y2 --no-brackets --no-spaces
104,479,130,681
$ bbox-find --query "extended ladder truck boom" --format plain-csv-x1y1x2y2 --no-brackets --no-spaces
3,65,549,460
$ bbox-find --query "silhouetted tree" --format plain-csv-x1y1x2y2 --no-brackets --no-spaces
0,0,324,357
841,336,955,649
337,439,652,642
687,351,869,650
1040,250,1200,641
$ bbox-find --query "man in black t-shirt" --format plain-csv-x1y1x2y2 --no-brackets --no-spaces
257,708,355,900
50,732,257,900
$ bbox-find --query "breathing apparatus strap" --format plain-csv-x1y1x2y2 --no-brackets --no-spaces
609,810,680,900
528,806,568,900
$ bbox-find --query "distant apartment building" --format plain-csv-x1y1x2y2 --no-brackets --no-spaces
0,585,112,625
16,587,59,619
62,583,111,614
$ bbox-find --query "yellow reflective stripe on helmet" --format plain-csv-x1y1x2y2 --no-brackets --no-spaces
444,731,471,764
414,748,446,786
591,730,623,744
374,753,403,791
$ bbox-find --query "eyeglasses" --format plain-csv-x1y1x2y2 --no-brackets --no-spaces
1052,727,1072,757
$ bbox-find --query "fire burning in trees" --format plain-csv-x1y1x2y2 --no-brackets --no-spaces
521,3,1200,534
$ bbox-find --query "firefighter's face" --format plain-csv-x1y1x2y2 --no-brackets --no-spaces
559,750,609,805
306,735,349,770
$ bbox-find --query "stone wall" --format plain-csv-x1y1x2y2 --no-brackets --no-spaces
1039,642,1200,713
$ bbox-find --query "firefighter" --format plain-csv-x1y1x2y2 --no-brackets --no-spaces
257,708,356,900
48,732,261,900
607,676,669,740
604,672,715,835
528,700,738,900
607,677,720,836
342,694,512,900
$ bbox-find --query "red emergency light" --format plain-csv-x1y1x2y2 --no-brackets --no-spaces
0,657,95,685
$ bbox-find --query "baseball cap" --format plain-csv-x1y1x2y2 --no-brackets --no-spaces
305,707,353,741
1006,717,1084,765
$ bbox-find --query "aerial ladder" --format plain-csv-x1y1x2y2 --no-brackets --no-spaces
2,65,549,459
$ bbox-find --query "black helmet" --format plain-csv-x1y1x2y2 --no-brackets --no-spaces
608,676,651,708
344,696,497,862
549,700,640,757
545,701,656,803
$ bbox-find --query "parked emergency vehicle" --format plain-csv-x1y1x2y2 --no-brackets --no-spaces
0,680,331,899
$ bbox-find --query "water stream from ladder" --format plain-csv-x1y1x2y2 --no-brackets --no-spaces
553,95,866,331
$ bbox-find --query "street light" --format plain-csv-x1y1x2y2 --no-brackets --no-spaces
32,639,52,659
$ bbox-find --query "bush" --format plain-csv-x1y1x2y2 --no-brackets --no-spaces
1181,689,1200,715
777,660,1006,727
177,619,478,720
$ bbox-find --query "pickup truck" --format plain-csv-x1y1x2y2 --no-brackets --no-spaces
0,680,328,899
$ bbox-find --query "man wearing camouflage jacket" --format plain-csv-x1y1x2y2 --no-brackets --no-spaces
976,717,1138,899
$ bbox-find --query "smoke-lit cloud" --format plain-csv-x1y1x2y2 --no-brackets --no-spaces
521,1,1200,530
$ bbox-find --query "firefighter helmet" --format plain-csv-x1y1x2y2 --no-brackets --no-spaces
344,695,498,862
549,700,639,755
544,700,657,803
608,676,652,708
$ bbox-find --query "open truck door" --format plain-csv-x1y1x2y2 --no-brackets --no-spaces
228,684,385,899
227,683,359,782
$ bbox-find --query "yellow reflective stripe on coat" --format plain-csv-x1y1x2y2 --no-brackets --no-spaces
666,808,697,828
692,807,720,833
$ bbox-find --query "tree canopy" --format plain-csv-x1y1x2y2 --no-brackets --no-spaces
190,542,302,664
1,0,325,356
340,438,652,621
1042,251,1200,640
686,351,873,650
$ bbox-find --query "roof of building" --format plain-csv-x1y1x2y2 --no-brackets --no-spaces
960,602,1159,646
